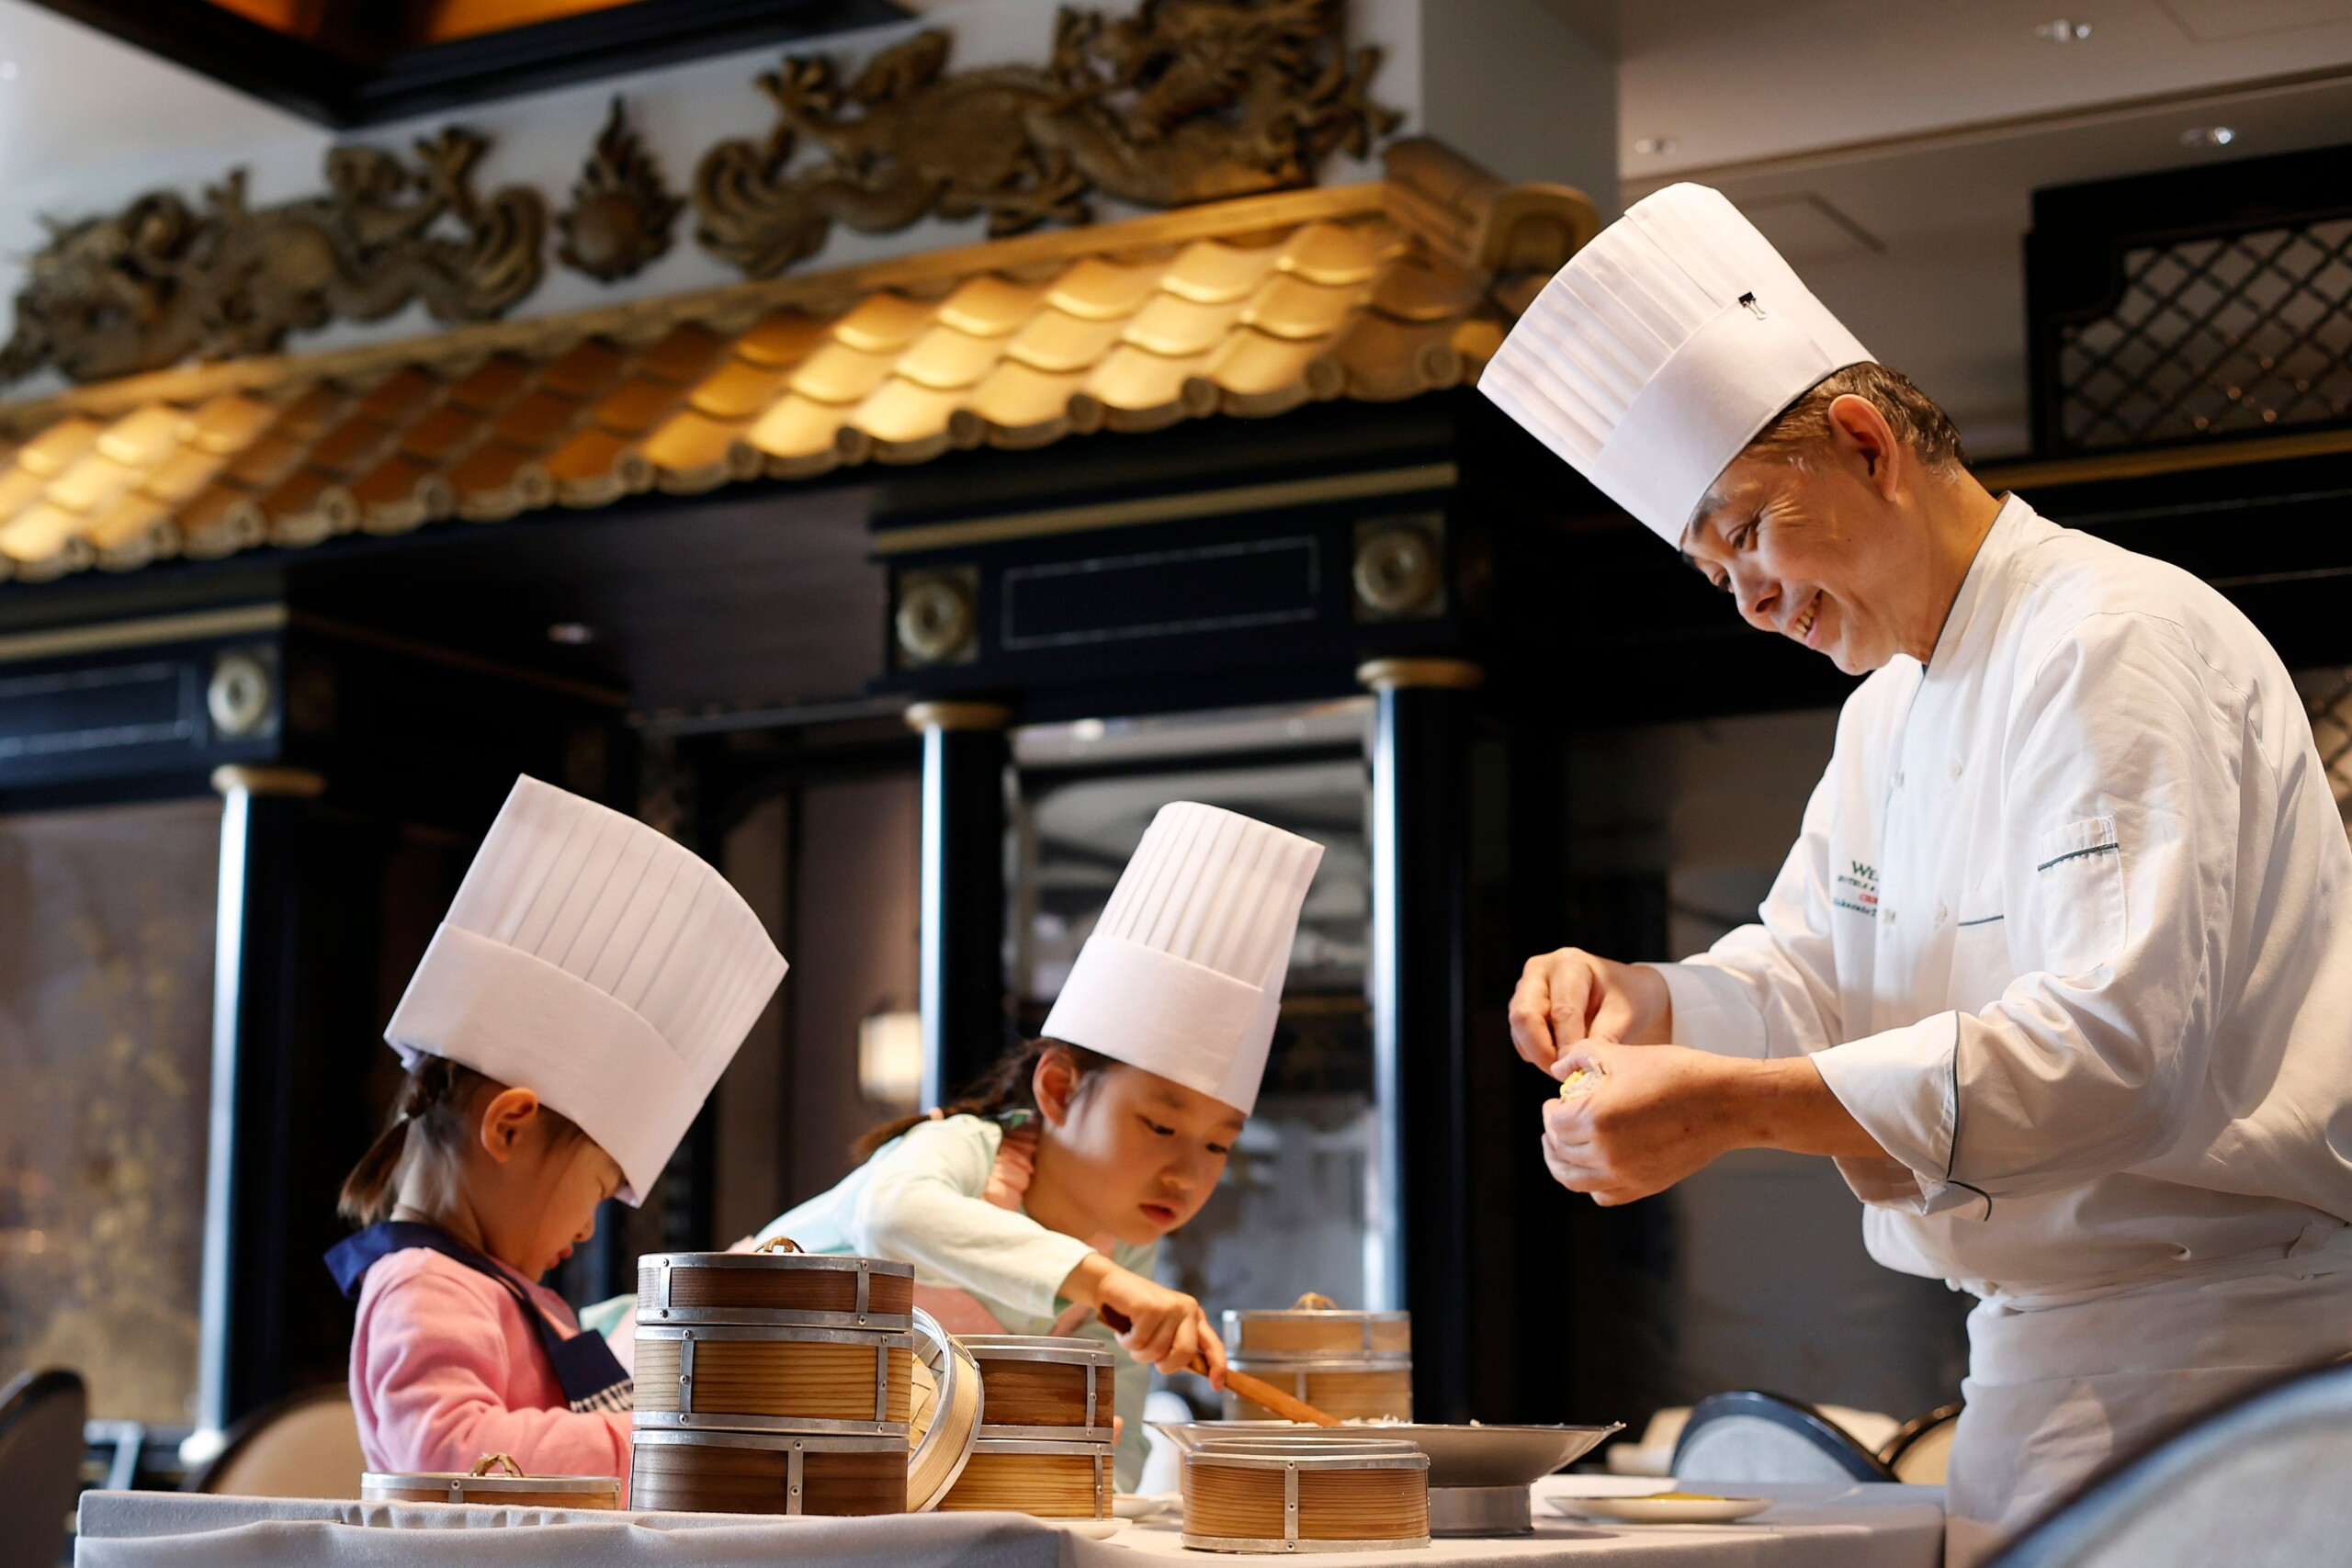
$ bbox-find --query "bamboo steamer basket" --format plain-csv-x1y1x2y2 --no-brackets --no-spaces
628,1430,907,1516
637,1237,914,1329
956,1334,1115,1440
907,1308,982,1512
936,1438,1114,1518
1223,1293,1412,1423
1182,1437,1430,1553
633,1322,913,1436
362,1453,621,1509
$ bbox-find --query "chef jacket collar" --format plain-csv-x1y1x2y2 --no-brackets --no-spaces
1923,493,2033,676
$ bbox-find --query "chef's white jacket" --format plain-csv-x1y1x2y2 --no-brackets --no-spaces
1657,495,2352,1303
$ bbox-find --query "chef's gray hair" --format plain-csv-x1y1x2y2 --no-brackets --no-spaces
1744,363,1968,478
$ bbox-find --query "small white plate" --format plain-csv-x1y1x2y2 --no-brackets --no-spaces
1548,1494,1770,1525
1056,1517,1129,1539
1114,1494,1179,1520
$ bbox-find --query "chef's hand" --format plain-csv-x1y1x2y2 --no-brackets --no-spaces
1064,1256,1227,1384
1509,948,1673,1076
1539,1041,1738,1206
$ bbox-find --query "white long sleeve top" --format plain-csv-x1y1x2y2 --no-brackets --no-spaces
761,1114,1159,1486
1656,495,2352,1305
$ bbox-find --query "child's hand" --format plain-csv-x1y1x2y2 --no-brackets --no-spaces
984,1127,1039,1211
1092,1265,1227,1385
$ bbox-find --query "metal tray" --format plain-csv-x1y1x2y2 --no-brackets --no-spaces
1151,1421,1621,1489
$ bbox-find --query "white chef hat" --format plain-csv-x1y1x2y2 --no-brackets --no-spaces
1041,802,1323,1117
384,775,787,1203
1481,182,1871,547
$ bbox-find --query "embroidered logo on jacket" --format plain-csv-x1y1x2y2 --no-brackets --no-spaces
1833,860,1879,919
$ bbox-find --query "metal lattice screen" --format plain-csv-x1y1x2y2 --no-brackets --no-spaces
2301,669,2352,836
2054,217,2352,450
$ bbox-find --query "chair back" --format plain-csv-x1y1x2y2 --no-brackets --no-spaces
1993,1359,2352,1568
1882,1401,1963,1484
1671,1390,1894,1485
0,1368,88,1568
187,1385,366,1499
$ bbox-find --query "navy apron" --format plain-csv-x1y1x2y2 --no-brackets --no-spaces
327,1221,633,1415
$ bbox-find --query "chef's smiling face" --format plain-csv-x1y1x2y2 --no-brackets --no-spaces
1035,1051,1244,1247
1680,392,1941,676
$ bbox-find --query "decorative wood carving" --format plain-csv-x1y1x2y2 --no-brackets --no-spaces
558,98,684,284
692,0,1399,278
0,128,545,387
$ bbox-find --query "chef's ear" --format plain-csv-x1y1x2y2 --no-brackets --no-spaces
1824,392,1903,500
478,1086,543,1164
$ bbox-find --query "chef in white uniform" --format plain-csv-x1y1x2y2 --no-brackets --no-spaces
1481,183,2352,1562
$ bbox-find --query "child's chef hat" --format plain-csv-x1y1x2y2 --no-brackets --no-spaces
385,775,787,1203
1042,802,1323,1117
1480,182,1871,547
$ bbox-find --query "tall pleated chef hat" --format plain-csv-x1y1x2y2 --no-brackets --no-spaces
1042,802,1324,1117
1481,182,1871,547
385,775,787,1203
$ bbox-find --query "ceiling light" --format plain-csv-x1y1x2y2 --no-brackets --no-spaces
547,622,596,645
2180,125,2237,147
1633,137,1678,156
2034,19,2091,41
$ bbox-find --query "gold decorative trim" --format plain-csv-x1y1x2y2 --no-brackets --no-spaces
210,764,326,798
873,463,1458,558
1355,656,1484,692
558,98,684,285
0,603,285,664
904,700,1012,732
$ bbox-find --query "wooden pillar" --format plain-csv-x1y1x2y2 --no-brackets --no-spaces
907,702,1012,1108
1359,658,1484,1426
196,763,326,1438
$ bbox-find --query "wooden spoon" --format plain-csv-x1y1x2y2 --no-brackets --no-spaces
1097,1307,1340,1427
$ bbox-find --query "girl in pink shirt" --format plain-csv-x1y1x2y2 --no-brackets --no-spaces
329,1055,636,1483
321,775,787,1495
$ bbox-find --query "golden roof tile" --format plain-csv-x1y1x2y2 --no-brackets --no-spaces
744,395,848,470
894,324,1007,392
936,276,1047,338
1279,220,1390,287
96,404,189,468
1046,257,1168,322
1162,239,1284,305
17,417,103,477
1004,309,1127,376
686,360,793,423
643,409,756,493
47,451,140,515
594,374,690,435
831,292,937,355
1241,273,1370,342
447,354,535,412
639,321,734,385
736,310,831,368
186,393,277,456
0,146,1599,581
538,338,629,398
788,342,900,406
1123,293,1249,359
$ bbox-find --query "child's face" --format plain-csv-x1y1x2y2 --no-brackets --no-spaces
472,1090,626,1280
1038,1056,1246,1247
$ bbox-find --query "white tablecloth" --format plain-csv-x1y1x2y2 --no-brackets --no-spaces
76,1478,1943,1568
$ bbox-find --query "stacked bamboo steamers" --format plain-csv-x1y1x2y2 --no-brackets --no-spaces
1223,1292,1414,1422
935,1335,1118,1518
628,1239,982,1515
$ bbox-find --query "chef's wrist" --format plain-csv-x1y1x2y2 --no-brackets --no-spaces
1726,1055,1887,1160
1058,1251,1115,1308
